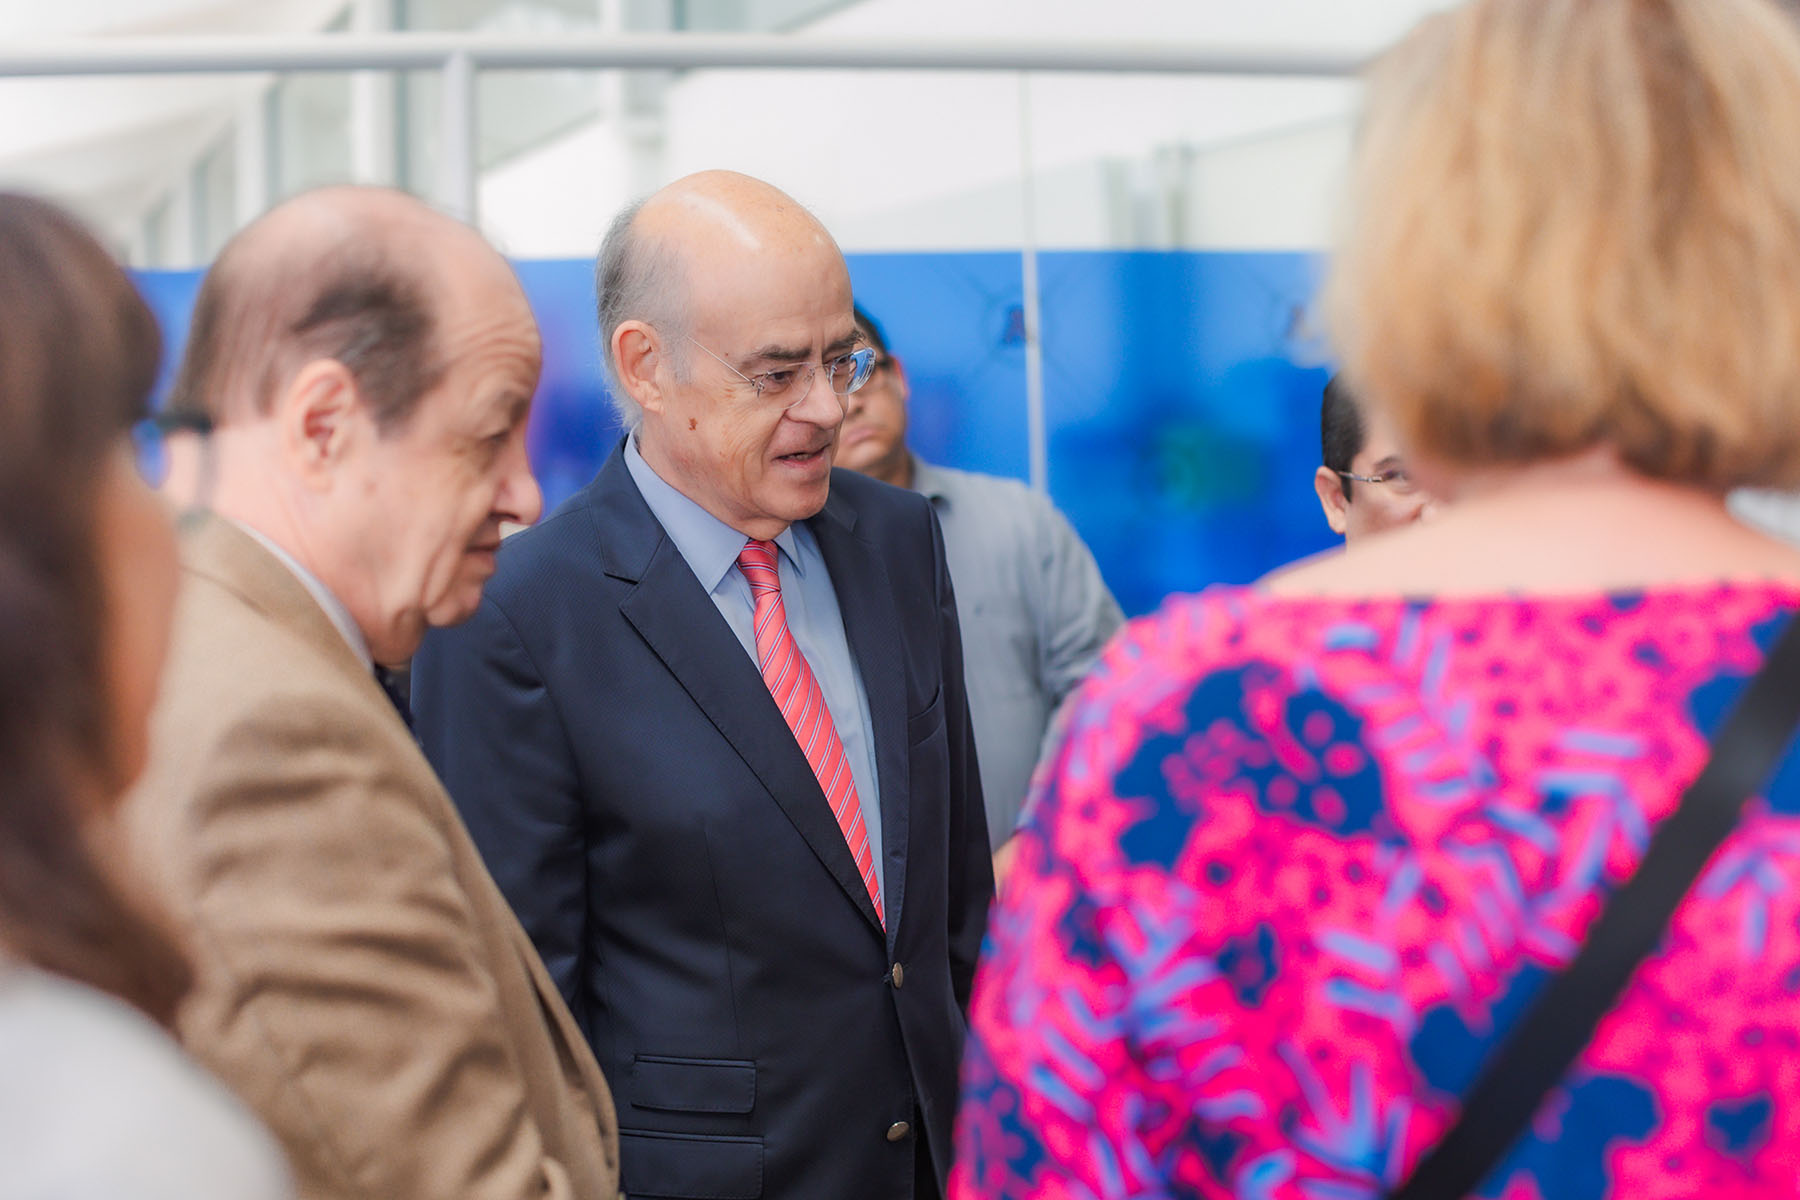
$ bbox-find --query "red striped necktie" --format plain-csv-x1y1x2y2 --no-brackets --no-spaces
737,538,884,925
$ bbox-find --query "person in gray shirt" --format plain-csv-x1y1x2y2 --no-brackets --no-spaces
838,305,1123,868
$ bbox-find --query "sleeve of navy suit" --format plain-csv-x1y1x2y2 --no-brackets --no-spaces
411,592,590,1020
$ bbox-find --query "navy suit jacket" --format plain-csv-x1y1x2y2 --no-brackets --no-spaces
413,441,993,1200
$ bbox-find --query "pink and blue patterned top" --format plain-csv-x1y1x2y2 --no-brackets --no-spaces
951,582,1800,1200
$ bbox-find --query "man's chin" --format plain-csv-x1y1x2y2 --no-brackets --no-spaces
424,580,490,631
769,478,832,525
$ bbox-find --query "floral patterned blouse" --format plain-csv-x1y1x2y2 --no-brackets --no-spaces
953,582,1800,1199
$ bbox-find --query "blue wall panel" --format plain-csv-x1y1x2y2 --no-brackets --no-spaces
136,250,1337,618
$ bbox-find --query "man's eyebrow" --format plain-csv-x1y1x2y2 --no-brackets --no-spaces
481,391,532,431
748,330,863,363
748,343,813,364
1370,455,1405,472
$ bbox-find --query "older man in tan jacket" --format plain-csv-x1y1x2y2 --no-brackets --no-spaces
125,186,619,1200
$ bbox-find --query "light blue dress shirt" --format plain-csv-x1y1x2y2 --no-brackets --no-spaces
625,438,885,869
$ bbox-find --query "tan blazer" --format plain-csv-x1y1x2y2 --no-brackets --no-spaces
125,517,620,1200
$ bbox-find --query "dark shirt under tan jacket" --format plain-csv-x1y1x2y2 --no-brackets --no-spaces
124,516,620,1200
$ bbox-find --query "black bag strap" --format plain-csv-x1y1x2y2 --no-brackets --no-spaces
1390,611,1800,1200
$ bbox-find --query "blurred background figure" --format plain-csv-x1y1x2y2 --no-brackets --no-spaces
1313,373,1435,539
839,304,1122,868
0,193,290,1199
954,0,1800,1197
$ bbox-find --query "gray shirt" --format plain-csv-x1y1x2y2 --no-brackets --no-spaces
912,458,1124,848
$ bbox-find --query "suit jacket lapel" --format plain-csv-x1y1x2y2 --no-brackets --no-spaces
591,447,885,935
808,486,910,945
181,514,387,708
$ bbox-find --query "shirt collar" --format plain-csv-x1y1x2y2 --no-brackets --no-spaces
909,455,953,506
229,519,373,669
624,435,805,591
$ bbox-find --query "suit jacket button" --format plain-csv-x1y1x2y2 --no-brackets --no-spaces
886,1121,912,1142
890,962,905,988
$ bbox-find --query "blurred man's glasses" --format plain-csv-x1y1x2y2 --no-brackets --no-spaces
1336,467,1419,496
687,336,878,404
133,409,217,526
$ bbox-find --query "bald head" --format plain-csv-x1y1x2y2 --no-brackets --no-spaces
172,186,512,433
595,172,842,428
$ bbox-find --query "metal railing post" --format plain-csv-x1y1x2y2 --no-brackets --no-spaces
0,34,1363,78
1017,72,1048,496
438,49,477,223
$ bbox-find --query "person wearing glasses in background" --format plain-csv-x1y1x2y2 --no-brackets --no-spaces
413,171,992,1200
837,305,1122,886
1313,374,1437,539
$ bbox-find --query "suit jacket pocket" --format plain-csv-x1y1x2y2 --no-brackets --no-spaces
630,1054,756,1114
907,687,946,745
619,1128,763,1199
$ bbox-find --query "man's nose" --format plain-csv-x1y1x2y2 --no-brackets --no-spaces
497,441,543,526
785,366,847,427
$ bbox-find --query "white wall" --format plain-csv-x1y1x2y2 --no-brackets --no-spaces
480,66,1359,254
476,0,1460,256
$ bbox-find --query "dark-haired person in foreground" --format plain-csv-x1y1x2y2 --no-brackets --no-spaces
124,186,620,1200
1313,374,1436,540
0,193,290,1198
837,306,1122,872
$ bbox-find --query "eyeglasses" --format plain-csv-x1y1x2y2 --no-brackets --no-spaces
133,408,217,526
1336,467,1419,496
686,336,877,403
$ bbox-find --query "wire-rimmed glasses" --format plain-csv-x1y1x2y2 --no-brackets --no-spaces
132,408,216,526
686,336,877,404
1335,467,1419,496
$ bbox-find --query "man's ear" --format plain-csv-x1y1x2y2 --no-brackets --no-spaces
277,358,363,489
1314,465,1350,537
614,321,667,416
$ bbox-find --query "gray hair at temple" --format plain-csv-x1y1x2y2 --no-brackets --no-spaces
594,199,692,431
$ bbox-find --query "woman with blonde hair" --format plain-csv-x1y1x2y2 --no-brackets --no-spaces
0,193,290,1198
952,0,1800,1196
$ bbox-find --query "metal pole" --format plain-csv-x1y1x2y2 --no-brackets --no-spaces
1017,73,1048,496
438,49,477,224
349,0,398,185
0,33,1363,78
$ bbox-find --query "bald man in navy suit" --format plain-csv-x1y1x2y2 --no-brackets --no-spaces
413,171,993,1200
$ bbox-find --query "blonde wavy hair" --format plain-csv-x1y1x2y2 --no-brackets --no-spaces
1327,0,1800,491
